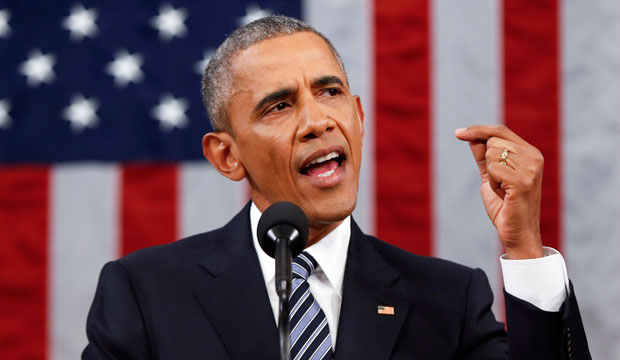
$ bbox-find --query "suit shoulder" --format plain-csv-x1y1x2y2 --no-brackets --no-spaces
118,203,251,268
117,226,225,271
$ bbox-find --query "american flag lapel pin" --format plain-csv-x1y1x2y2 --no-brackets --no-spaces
377,305,395,315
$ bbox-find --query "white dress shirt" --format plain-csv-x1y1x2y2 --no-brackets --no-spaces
251,203,350,347
250,202,570,347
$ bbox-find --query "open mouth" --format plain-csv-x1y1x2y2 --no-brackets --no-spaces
299,150,346,178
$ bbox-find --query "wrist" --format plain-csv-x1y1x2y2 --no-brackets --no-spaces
501,229,543,259
504,244,544,259
503,230,543,259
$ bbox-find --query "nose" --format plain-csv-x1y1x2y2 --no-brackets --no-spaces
296,95,335,141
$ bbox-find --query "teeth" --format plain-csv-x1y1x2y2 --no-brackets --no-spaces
317,168,336,177
309,151,339,165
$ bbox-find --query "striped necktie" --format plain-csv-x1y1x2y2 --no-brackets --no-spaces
289,251,333,360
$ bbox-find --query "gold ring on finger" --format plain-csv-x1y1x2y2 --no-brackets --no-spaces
500,149,508,166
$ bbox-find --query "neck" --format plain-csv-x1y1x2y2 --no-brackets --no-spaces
306,219,343,247
249,193,346,247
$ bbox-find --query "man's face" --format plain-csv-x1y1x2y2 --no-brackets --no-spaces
227,32,364,225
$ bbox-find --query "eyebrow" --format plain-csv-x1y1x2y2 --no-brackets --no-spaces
312,75,345,88
252,75,346,115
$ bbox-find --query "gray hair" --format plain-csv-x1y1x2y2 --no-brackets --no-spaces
201,15,347,134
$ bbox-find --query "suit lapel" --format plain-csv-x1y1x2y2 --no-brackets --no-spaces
335,221,413,360
194,203,279,360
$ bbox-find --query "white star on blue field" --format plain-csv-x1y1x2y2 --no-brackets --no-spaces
0,1,301,163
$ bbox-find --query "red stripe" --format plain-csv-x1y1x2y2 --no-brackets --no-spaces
121,164,178,256
503,0,561,250
375,0,433,256
0,166,49,359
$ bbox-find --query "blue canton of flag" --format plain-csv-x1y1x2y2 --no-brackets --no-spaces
0,0,301,163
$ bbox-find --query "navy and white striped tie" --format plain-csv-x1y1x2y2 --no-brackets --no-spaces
289,251,333,360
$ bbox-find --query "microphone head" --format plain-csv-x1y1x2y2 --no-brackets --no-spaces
257,201,309,259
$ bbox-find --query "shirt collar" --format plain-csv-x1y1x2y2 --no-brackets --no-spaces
250,202,350,296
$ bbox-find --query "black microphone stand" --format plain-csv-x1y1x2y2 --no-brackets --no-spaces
258,202,308,360
273,230,297,360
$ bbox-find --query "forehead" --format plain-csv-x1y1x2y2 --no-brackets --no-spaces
229,32,346,93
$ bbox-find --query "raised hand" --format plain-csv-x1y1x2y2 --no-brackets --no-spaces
455,125,544,260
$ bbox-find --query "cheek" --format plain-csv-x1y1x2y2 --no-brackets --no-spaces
239,134,294,183
338,112,364,167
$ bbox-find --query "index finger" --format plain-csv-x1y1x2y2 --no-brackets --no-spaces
467,140,488,178
455,125,528,146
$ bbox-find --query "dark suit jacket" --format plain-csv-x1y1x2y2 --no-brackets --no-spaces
83,203,590,359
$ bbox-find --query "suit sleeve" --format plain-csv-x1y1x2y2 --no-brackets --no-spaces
458,269,590,360
82,261,151,360
505,281,591,360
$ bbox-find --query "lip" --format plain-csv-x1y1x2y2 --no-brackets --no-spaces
299,145,346,170
297,145,347,188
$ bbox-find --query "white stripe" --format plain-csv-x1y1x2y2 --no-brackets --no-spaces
290,290,311,318
303,0,375,234
432,0,504,318
50,164,119,360
297,253,315,273
294,316,328,360
291,302,321,347
292,263,308,279
308,322,331,360
179,162,246,237
562,0,620,357
309,334,331,360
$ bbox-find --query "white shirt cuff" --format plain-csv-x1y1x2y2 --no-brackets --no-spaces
500,247,569,312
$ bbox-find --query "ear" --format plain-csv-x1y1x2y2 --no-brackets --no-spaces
202,132,245,181
354,95,365,139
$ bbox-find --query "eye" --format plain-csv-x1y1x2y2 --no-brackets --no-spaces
265,102,290,115
320,88,343,98
328,88,341,96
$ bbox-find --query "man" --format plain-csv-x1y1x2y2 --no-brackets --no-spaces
83,16,589,359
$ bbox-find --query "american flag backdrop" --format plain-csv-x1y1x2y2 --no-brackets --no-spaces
0,0,619,359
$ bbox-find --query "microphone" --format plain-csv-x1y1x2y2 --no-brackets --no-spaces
257,201,308,259
257,201,309,360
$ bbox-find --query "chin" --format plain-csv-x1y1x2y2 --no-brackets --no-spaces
305,195,357,226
